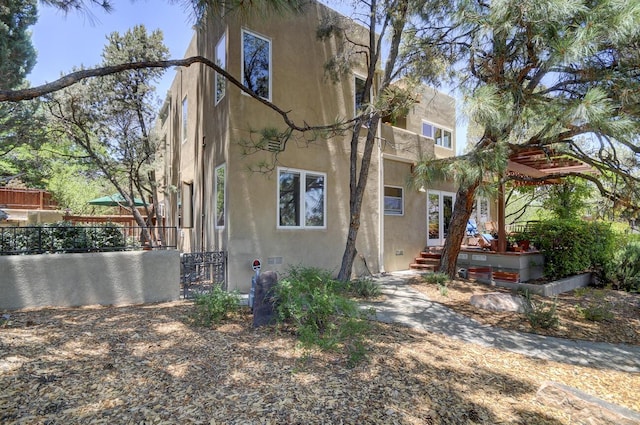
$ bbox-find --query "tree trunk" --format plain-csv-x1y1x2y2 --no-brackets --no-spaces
438,179,481,277
337,119,379,281
338,221,360,282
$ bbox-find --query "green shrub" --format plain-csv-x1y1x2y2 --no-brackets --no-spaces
576,305,612,322
0,221,126,254
529,219,616,280
191,286,240,326
273,266,371,365
607,242,640,292
423,272,450,286
340,277,381,299
522,291,559,329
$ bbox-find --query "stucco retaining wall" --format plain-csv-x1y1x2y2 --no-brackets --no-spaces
494,273,593,297
0,250,180,310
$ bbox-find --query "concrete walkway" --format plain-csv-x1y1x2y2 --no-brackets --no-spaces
364,273,640,373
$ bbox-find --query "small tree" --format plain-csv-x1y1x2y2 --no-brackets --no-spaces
45,25,169,245
541,178,593,221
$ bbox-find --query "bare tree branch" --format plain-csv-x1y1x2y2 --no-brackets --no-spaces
1,56,355,133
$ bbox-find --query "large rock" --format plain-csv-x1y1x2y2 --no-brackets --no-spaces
469,292,526,313
536,381,640,425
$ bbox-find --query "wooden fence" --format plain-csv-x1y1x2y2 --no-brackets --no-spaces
0,188,58,210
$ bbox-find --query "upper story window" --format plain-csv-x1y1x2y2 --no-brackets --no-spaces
242,29,271,100
384,186,404,216
215,34,226,104
354,75,369,115
215,164,226,228
421,120,452,149
278,168,326,229
182,96,188,144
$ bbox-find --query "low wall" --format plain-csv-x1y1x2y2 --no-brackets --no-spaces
495,273,593,297
457,250,544,282
0,250,180,310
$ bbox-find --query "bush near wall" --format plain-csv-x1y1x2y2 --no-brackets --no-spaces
608,242,640,292
529,219,616,280
0,221,126,254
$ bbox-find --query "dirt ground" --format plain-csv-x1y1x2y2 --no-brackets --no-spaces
409,276,640,346
1,296,638,424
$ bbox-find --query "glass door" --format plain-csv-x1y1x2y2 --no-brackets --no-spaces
427,191,455,246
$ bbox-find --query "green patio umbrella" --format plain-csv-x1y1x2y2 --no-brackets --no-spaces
88,193,145,207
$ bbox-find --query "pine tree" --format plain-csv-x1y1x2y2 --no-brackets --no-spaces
419,0,640,276
0,0,37,90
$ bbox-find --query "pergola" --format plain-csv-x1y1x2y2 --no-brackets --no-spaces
495,147,594,252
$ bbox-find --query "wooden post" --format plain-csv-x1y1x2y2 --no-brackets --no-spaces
498,180,507,252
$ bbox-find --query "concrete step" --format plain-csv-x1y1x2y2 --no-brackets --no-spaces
413,257,440,265
409,263,437,271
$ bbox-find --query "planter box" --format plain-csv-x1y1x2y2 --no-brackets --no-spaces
492,273,592,297
457,250,544,283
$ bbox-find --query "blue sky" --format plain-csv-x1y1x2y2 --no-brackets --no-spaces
28,1,467,152
29,1,195,96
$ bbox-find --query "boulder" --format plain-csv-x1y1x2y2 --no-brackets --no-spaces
469,292,526,313
536,381,640,425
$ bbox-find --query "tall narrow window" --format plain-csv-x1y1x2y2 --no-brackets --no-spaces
435,128,452,148
181,182,193,228
182,96,188,143
421,122,433,138
278,168,326,229
354,75,368,114
215,34,226,104
214,164,225,228
242,30,271,100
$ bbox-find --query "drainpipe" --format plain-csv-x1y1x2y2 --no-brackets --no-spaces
377,118,385,274
201,136,206,252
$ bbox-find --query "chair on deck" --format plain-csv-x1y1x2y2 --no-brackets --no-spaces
467,219,495,250
477,233,496,251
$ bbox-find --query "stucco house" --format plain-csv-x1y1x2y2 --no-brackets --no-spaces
155,1,492,291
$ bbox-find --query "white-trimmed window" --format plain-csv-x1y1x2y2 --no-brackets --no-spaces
354,75,369,115
242,29,271,100
182,96,188,144
278,168,326,228
215,34,226,104
214,164,226,228
421,120,452,149
421,122,433,138
384,186,404,215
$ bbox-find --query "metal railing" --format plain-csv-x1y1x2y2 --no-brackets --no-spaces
180,251,227,298
0,225,177,255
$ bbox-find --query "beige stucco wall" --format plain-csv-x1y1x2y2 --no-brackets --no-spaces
0,250,180,310
382,157,426,271
155,1,458,289
379,123,457,271
405,86,457,158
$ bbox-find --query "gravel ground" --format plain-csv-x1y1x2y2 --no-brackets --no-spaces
409,276,640,346
1,301,638,424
